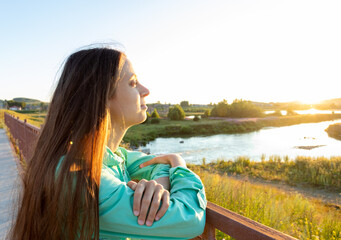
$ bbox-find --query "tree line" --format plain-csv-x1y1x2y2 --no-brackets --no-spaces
210,99,264,118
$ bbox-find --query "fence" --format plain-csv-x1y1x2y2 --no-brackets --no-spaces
4,112,41,163
4,112,297,240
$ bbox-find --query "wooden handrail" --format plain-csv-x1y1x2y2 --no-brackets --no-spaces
4,112,297,240
192,202,297,240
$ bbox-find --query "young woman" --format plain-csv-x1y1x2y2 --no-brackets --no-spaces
9,47,206,240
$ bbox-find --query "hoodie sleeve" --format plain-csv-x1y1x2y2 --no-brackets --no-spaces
99,164,206,240
122,148,171,181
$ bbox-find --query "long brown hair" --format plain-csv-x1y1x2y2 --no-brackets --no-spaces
10,48,123,239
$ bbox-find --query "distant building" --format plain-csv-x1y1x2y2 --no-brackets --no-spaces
9,106,22,111
0,101,4,109
147,104,171,117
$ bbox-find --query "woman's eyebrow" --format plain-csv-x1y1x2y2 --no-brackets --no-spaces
129,74,137,80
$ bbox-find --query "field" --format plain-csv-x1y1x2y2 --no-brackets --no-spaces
196,155,341,191
189,162,341,240
0,109,46,129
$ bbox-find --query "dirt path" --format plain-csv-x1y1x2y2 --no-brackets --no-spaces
229,174,341,210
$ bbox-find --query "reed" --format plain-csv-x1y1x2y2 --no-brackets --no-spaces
200,156,341,191
189,165,341,240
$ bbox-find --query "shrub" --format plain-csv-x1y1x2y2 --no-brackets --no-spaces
167,105,185,120
269,110,282,116
180,126,192,134
151,118,160,124
204,109,211,117
165,125,181,134
142,112,151,124
193,115,200,121
286,109,298,116
151,109,160,118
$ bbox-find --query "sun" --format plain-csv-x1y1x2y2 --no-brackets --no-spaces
297,97,323,106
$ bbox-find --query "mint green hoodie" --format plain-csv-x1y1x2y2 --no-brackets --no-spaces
98,147,206,240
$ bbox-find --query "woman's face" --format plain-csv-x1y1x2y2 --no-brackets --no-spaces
108,57,150,129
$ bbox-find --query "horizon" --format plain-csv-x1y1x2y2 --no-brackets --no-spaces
1,1,340,104
2,96,340,106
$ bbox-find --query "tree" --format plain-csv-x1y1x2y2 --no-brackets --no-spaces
167,105,185,120
229,99,264,118
180,101,189,108
204,109,211,117
151,109,160,118
210,99,264,118
210,99,229,117
7,100,25,109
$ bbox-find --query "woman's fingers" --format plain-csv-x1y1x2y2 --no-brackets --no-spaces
132,179,147,217
137,180,157,225
145,185,164,226
155,190,170,221
140,154,186,168
130,179,169,226
127,181,137,191
139,155,169,168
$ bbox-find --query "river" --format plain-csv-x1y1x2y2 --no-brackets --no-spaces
144,119,341,164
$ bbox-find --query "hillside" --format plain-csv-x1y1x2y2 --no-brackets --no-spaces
13,97,43,104
320,98,341,107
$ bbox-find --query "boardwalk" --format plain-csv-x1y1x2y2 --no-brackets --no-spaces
0,129,21,240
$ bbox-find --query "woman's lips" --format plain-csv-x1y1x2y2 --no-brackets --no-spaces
141,104,148,110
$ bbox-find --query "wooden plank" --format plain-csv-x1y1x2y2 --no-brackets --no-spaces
206,202,297,240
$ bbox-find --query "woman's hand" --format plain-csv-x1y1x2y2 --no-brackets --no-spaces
139,154,187,168
127,179,170,227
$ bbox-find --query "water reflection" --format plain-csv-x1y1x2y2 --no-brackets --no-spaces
145,120,341,164
265,108,341,115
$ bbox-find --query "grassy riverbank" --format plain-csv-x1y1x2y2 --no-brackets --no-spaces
188,164,341,240
194,156,341,191
125,114,341,146
124,118,258,146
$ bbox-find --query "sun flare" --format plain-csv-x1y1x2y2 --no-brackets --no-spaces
298,98,322,106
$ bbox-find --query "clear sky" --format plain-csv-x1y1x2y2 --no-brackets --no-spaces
1,0,340,105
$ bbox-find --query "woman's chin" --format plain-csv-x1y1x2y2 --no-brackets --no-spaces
134,113,148,125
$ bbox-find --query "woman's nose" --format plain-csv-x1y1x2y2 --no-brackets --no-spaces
139,84,150,97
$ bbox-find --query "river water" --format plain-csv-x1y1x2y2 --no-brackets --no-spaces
144,119,341,164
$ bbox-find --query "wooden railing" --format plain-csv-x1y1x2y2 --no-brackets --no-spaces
4,112,41,163
192,202,296,240
4,112,297,240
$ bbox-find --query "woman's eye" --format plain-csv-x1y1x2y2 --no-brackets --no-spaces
130,80,137,87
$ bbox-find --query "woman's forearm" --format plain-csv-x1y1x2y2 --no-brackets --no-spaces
155,177,170,191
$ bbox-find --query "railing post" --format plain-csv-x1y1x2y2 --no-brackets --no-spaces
202,222,216,240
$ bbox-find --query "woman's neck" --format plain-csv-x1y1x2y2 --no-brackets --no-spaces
107,123,128,152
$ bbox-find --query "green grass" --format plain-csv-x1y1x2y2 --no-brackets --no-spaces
194,155,341,191
188,165,341,240
124,118,264,146
259,114,340,127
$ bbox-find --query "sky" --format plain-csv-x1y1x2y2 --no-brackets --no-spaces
0,0,340,105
